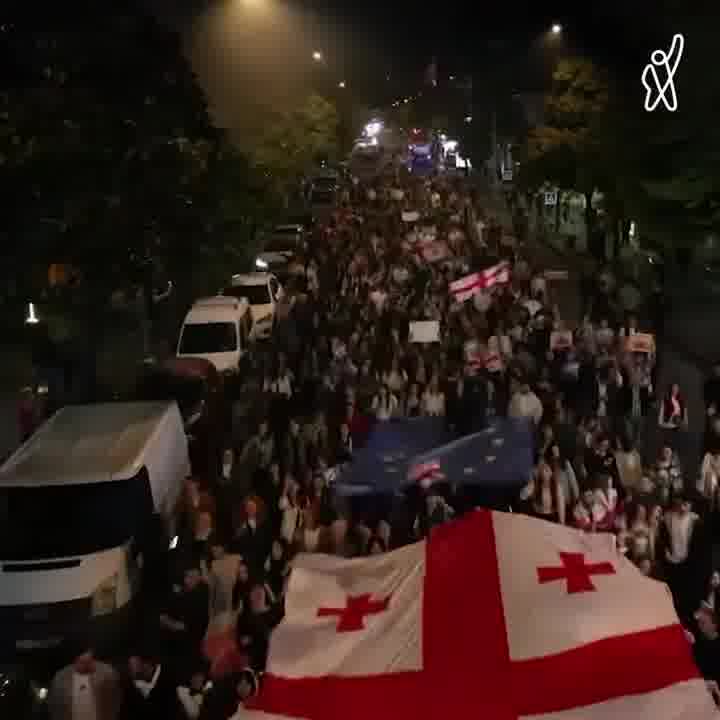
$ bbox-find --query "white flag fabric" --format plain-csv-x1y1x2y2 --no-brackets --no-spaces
247,511,718,720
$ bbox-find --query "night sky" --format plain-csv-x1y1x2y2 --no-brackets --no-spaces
146,0,707,143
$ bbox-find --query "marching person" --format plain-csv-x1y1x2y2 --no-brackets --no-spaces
48,649,123,720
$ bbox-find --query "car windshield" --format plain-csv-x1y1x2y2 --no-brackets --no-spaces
224,284,270,305
135,372,205,419
179,322,237,354
0,479,153,560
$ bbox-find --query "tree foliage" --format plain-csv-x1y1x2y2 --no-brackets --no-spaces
611,15,720,246
520,57,611,204
252,93,339,195
0,2,273,310
519,18,720,252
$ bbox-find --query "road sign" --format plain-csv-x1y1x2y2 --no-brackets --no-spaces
544,190,558,206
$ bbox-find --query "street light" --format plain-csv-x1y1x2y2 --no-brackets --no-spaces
312,50,323,62
551,23,562,34
338,80,346,89
464,115,473,123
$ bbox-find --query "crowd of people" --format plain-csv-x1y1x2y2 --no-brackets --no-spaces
37,169,720,718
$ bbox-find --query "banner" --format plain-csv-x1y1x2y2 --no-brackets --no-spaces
626,333,655,354
409,321,440,343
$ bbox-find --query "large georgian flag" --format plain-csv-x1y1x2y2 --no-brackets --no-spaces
247,511,718,720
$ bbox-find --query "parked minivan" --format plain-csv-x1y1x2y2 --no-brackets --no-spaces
0,402,189,664
177,296,252,376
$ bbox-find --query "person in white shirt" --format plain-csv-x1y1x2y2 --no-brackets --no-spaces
699,450,720,507
176,666,213,720
372,385,399,421
48,650,122,720
421,378,446,417
508,382,543,425
263,369,293,398
382,357,408,394
662,496,700,621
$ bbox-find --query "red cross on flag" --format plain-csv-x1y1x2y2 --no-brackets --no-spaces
247,511,717,720
450,262,511,303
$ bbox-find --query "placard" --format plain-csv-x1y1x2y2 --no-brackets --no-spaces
409,321,440,343
550,330,573,350
402,210,420,223
544,190,558,206
625,333,655,354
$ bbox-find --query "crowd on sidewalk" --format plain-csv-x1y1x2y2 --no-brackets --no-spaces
30,172,720,718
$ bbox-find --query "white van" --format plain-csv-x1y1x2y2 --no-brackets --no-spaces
0,402,189,658
177,296,252,375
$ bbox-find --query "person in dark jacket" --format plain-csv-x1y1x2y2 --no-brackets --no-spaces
159,567,210,676
126,653,183,720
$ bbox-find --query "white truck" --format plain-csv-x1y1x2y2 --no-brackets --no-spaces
0,401,189,662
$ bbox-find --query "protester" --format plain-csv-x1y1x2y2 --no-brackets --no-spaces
48,649,123,720
26,169,720,705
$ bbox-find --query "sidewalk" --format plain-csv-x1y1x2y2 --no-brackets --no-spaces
478,187,588,328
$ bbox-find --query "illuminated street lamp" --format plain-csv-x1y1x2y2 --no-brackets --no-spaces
464,115,473,123
551,23,562,34
312,50,323,62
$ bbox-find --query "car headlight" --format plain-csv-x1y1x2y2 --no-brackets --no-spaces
91,574,118,617
255,257,269,269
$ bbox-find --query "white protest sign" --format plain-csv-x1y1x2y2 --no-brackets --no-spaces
402,210,420,223
626,333,655,354
409,321,440,343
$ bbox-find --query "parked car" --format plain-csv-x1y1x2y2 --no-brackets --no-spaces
255,225,304,277
177,296,252,375
223,272,283,340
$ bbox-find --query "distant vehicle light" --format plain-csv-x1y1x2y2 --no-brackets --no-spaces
255,258,269,270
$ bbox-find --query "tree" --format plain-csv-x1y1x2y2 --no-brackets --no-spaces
1,1,273,389
611,15,720,255
518,57,611,239
252,93,339,205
